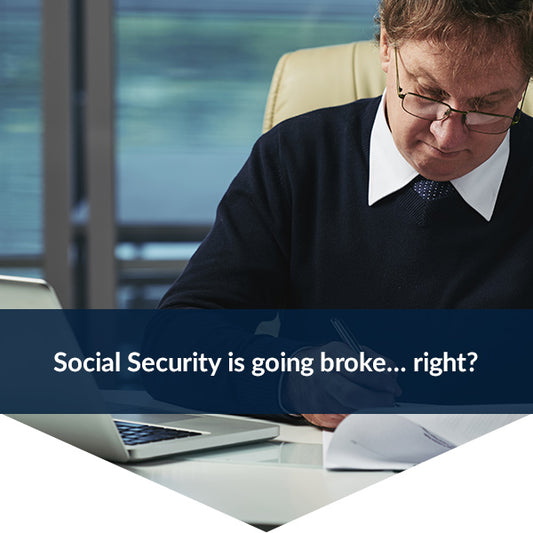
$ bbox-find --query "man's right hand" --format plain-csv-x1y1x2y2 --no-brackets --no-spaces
282,341,402,429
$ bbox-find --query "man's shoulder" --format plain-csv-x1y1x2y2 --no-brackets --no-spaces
267,96,381,138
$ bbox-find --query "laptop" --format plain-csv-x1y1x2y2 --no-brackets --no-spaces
1,275,279,462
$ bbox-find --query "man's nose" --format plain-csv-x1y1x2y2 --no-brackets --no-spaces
429,111,469,151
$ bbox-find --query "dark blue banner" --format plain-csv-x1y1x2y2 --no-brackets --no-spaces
1,309,532,414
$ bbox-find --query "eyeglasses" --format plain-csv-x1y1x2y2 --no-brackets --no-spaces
394,47,528,135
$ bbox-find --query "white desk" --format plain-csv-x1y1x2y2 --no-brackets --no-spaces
122,420,395,528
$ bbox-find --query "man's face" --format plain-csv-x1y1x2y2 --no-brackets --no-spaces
380,33,527,181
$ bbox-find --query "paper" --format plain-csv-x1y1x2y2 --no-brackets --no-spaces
323,413,525,470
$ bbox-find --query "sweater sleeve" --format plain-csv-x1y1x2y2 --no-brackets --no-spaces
146,128,307,414
159,126,293,311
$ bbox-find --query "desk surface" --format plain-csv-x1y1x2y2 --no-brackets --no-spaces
122,419,395,527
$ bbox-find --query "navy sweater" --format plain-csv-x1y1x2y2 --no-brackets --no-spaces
161,97,533,311
152,97,533,408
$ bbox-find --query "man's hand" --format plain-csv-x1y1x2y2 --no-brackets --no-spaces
282,342,402,429
300,413,349,429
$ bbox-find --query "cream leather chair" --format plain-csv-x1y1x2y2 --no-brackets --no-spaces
263,40,533,133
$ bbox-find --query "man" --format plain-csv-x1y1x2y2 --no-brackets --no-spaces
156,1,533,428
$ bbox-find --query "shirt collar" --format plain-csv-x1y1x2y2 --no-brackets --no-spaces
368,93,510,221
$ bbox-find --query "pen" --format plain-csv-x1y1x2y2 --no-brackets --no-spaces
330,317,363,353
331,317,401,407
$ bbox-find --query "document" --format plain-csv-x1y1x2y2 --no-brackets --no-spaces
323,413,525,470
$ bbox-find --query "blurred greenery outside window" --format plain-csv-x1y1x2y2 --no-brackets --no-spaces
116,2,378,227
115,1,378,307
0,0,42,279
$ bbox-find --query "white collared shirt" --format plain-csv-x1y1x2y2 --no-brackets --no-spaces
368,93,510,221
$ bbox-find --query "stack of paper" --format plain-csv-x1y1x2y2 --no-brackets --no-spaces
323,413,525,470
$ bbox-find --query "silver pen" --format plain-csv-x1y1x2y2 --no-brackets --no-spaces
331,317,401,406
330,317,363,352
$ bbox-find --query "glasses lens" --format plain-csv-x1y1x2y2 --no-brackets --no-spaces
465,112,513,134
402,93,449,120
402,93,514,134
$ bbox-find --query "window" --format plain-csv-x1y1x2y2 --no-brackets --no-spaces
115,0,378,308
1,0,379,308
0,0,42,277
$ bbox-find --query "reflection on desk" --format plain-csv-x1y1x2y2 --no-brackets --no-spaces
122,421,395,529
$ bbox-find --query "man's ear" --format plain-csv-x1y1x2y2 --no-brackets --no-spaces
379,27,393,74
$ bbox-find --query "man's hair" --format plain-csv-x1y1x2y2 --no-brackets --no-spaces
376,0,533,76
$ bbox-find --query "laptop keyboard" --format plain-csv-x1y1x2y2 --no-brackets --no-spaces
115,420,202,446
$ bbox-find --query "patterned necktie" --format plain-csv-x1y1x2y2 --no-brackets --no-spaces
412,175,453,200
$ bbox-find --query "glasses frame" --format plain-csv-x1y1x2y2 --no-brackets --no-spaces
394,47,528,135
